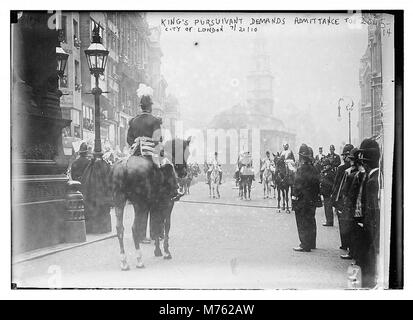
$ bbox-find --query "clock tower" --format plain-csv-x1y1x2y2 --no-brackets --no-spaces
246,38,274,116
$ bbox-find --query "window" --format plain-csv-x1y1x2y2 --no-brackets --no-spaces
74,60,80,88
73,19,80,48
83,105,94,131
71,109,80,125
60,15,67,42
59,66,69,88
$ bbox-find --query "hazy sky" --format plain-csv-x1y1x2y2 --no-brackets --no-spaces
147,12,369,150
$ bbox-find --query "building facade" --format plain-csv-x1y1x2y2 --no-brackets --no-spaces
57,12,178,155
358,14,384,142
209,37,295,174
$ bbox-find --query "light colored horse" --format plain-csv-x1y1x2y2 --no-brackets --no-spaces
262,159,274,199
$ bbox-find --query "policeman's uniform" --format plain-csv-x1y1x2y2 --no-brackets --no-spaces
330,144,354,249
357,139,381,288
292,144,320,252
320,158,336,226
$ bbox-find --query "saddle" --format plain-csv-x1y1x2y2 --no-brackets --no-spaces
129,136,161,166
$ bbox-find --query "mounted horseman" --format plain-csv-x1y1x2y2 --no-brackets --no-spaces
237,151,255,200
273,143,296,212
111,84,187,270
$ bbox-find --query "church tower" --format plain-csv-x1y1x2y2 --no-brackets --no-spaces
246,38,274,116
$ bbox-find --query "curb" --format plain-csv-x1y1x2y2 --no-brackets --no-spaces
179,199,285,210
13,233,117,265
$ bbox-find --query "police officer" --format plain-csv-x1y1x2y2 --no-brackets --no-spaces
330,144,354,247
339,147,361,260
71,142,90,182
357,139,381,288
320,157,336,227
291,144,320,252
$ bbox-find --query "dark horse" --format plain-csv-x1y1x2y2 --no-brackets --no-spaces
273,155,296,213
110,137,191,270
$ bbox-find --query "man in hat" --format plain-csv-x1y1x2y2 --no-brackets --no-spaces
314,146,326,173
357,138,381,288
291,144,320,252
327,145,341,170
319,157,336,227
127,92,183,201
280,143,295,161
339,147,362,260
330,144,354,247
71,142,90,182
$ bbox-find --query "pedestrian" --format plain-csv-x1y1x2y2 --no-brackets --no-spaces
356,138,381,288
70,142,91,182
330,143,354,249
327,144,341,169
314,146,325,173
320,157,336,227
291,144,320,252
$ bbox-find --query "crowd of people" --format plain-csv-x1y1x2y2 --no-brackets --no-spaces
293,140,381,288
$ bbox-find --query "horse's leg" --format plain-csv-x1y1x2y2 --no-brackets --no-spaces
248,179,251,200
115,203,129,271
286,187,290,213
132,201,149,268
163,202,173,260
153,206,163,258
282,188,286,211
277,187,281,209
217,183,220,198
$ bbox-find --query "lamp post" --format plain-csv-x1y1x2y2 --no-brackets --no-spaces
338,97,355,145
81,23,112,234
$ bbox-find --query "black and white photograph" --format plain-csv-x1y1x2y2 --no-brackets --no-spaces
8,7,404,294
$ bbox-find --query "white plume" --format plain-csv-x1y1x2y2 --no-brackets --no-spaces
136,84,153,98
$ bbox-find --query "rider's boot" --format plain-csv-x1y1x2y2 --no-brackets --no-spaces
172,188,185,201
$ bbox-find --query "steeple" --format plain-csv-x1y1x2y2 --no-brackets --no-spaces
246,37,274,116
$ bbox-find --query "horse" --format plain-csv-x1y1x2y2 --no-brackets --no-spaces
261,158,275,199
178,163,201,195
110,137,191,270
210,163,221,199
204,161,213,197
273,155,296,213
239,169,254,200
237,153,254,200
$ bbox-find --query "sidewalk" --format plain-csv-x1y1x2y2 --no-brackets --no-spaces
12,211,118,265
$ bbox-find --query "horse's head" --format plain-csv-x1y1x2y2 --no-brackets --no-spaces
163,137,192,179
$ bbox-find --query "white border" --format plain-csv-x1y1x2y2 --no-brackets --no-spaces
1,0,411,300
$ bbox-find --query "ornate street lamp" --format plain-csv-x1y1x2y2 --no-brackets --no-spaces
56,45,69,78
84,23,109,154
338,97,355,144
81,22,111,234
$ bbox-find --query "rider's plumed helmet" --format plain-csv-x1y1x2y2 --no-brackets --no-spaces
136,84,154,112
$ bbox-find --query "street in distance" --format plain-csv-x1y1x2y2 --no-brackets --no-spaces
159,304,255,317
